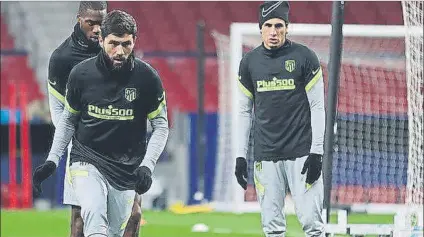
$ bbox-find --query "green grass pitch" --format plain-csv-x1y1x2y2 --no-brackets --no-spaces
1,209,393,237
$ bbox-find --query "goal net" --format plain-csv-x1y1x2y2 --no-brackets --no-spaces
402,0,423,209
211,21,423,217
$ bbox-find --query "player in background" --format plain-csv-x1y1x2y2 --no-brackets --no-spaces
234,1,326,236
32,4,144,237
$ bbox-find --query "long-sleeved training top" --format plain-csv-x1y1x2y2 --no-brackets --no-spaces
48,23,101,126
235,39,325,162
47,50,169,191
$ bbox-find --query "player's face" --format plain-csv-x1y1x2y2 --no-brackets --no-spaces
101,33,136,70
78,9,107,43
261,18,288,49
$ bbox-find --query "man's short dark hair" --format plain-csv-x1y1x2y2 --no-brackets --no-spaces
100,10,137,39
78,1,107,16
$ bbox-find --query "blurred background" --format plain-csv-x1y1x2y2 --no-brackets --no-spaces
1,1,422,237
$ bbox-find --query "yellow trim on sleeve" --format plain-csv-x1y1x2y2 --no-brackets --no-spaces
48,83,65,104
305,68,323,92
147,92,167,120
65,100,80,114
237,76,253,99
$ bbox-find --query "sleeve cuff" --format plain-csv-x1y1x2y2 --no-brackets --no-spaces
140,158,156,173
309,145,324,155
46,154,61,167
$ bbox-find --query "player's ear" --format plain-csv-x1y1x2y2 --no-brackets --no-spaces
133,36,137,45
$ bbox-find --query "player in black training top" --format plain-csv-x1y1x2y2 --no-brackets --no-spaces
32,10,168,237
34,2,143,236
234,2,326,237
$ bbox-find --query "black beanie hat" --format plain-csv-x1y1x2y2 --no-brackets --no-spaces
259,1,290,29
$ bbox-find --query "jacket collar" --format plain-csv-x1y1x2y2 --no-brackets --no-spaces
95,49,135,78
71,23,101,53
261,39,292,57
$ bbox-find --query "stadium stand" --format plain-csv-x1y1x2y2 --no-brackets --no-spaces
106,1,403,114
1,1,403,113
1,15,43,108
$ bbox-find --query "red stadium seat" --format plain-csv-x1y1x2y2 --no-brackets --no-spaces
377,2,403,25
144,57,219,112
335,186,400,204
1,56,44,108
144,57,196,112
1,16,14,49
1,14,43,108
367,186,398,203
337,63,407,115
335,186,365,204
107,2,403,53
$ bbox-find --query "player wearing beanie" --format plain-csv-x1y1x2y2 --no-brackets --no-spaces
234,1,326,236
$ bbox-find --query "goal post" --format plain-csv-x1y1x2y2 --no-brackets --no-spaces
324,1,345,225
212,21,423,220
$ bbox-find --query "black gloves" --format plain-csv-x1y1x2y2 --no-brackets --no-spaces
301,153,322,187
234,157,248,190
134,166,152,194
32,161,57,198
235,154,322,191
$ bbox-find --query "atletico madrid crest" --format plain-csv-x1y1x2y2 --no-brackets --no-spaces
285,60,296,73
125,88,137,102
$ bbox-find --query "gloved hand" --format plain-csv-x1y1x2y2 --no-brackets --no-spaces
234,157,248,190
32,161,57,198
134,166,152,194
301,153,322,187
